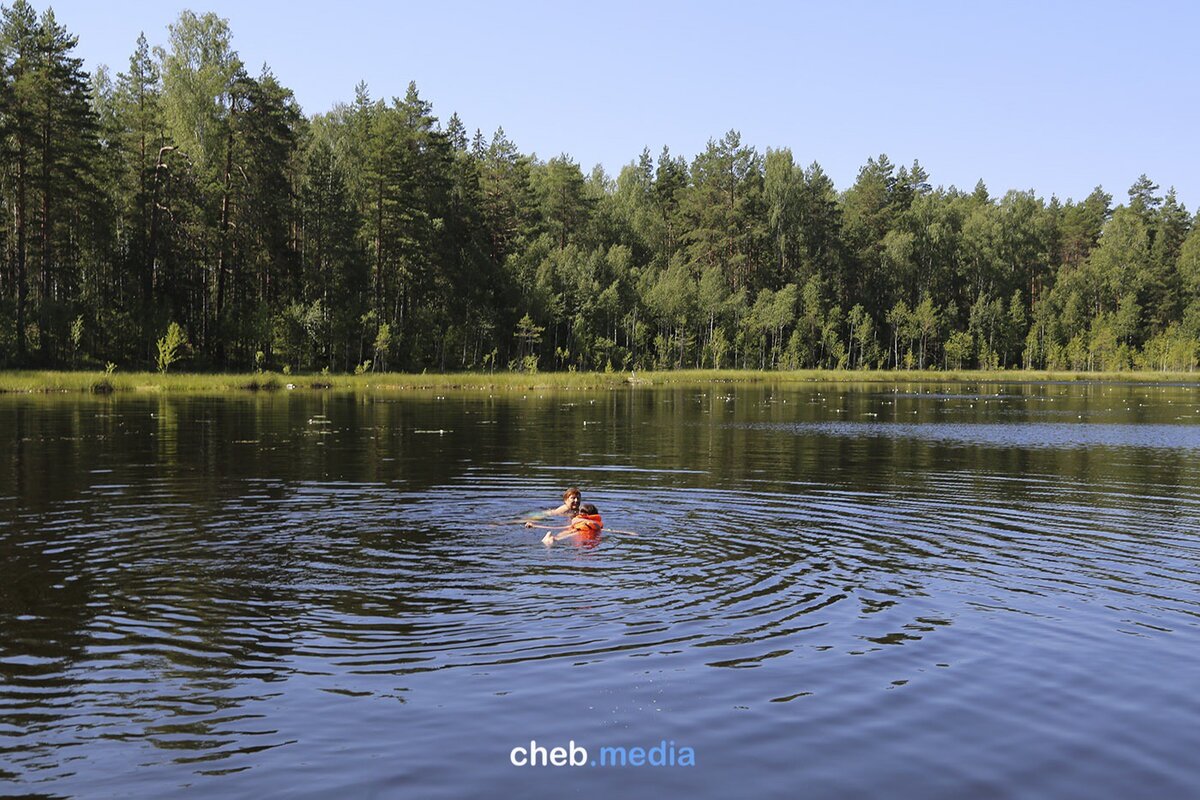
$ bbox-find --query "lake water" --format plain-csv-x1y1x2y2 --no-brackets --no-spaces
2,381,1199,798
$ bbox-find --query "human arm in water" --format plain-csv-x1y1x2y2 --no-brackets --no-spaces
523,521,577,544
522,518,584,544
523,502,574,527
541,526,585,545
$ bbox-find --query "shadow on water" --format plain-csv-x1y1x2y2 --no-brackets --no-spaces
1,382,1199,797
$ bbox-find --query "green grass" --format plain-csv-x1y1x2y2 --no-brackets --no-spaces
1,367,1198,395
0,369,631,394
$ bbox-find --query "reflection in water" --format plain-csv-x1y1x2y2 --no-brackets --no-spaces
1,383,1199,798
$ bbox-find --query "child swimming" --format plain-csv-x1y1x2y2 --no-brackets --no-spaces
539,504,603,545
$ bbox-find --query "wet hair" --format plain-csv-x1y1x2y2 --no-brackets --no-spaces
578,503,598,516
563,487,581,503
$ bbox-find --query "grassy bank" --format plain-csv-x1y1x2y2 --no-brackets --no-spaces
1,367,1199,395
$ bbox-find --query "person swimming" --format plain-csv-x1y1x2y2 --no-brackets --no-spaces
524,487,581,527
540,503,603,545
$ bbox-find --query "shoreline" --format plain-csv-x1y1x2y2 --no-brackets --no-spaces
1,368,1199,395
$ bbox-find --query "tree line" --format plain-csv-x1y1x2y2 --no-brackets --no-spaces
3,3,1199,374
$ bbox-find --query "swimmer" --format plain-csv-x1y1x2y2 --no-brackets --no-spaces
524,487,581,527
535,503,603,545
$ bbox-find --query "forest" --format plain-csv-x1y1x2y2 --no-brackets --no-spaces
2,3,1199,375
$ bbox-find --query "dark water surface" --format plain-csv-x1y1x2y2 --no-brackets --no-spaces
2,382,1199,798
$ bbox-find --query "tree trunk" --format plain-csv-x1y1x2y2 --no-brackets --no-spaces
138,90,148,313
374,177,384,314
39,103,52,359
146,145,173,358
15,143,29,361
215,120,235,366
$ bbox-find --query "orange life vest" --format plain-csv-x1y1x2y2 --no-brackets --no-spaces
570,513,603,534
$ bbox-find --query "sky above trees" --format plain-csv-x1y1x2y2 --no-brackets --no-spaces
41,0,1200,209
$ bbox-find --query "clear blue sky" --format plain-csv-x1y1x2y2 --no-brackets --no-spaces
43,0,1200,209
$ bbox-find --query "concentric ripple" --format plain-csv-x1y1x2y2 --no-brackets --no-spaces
2,385,1200,798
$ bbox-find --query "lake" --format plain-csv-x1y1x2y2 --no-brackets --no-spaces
2,381,1199,798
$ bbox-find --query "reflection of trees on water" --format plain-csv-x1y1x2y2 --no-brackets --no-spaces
0,392,490,769
1,402,100,777
0,384,1198,774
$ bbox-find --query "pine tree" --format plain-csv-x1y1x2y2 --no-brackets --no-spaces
1,0,41,361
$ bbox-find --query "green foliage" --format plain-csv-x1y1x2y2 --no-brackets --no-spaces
70,316,84,364
372,323,393,371
944,331,973,370
708,327,730,369
155,322,188,373
912,294,939,370
0,4,1195,376
514,314,544,367
1137,325,1198,372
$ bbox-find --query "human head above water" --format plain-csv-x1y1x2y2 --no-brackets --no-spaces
563,487,581,509
578,503,598,516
